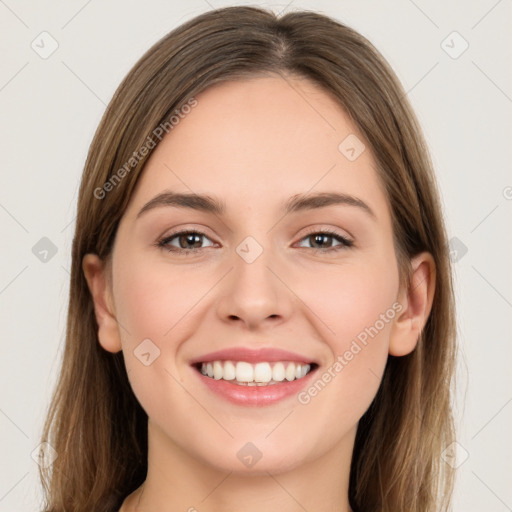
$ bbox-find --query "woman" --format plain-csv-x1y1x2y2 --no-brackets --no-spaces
39,6,456,511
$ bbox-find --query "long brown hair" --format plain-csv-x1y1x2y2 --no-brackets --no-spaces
39,6,456,511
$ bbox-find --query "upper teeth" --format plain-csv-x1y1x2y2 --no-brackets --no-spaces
200,361,311,385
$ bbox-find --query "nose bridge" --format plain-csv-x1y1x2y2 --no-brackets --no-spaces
216,234,292,327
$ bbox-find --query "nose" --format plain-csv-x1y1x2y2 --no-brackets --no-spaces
215,242,293,330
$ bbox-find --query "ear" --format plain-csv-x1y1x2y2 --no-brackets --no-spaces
82,254,122,353
389,252,436,356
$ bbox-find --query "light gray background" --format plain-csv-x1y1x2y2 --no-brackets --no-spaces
1,1,511,510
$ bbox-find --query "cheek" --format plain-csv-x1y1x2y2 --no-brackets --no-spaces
294,260,399,410
113,258,209,346
111,261,205,424
299,259,399,349
111,258,223,407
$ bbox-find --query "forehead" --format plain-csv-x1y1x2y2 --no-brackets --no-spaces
125,75,390,221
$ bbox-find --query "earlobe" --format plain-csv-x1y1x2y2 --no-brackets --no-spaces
82,253,122,353
389,252,436,357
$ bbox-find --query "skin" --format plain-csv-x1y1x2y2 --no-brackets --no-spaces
83,75,435,512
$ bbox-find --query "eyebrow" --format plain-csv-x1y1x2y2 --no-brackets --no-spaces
136,191,376,219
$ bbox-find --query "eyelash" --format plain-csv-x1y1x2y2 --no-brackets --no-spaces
156,228,354,255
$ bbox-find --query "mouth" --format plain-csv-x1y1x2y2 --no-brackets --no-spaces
193,360,317,386
190,347,319,406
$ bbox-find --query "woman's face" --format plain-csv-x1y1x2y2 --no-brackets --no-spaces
93,75,414,474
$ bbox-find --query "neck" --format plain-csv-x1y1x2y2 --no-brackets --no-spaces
122,420,355,512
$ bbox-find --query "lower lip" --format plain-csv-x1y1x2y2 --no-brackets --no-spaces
194,367,317,406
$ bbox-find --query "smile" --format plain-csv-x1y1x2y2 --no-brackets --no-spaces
199,360,313,385
190,347,319,406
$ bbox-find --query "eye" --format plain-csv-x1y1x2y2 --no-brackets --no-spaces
157,230,215,253
156,228,353,255
296,229,353,251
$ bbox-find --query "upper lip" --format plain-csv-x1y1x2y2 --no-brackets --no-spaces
190,347,317,365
